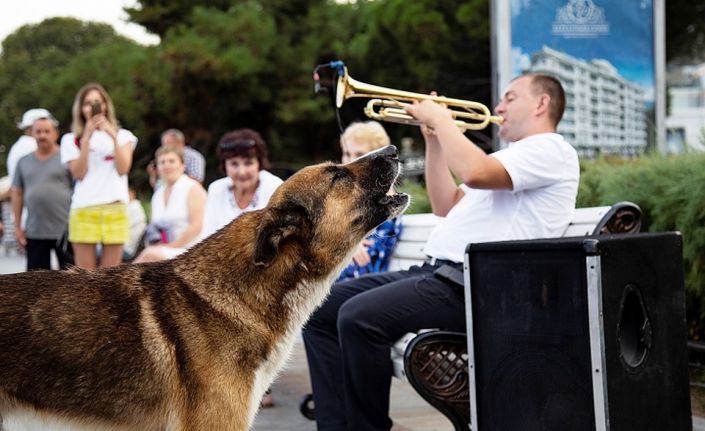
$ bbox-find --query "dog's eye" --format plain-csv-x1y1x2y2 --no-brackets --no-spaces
332,169,349,183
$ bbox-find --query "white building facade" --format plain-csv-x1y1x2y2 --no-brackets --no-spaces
527,46,648,159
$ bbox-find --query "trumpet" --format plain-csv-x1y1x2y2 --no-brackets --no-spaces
321,61,503,131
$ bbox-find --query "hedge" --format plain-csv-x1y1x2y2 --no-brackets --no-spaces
399,153,705,338
578,153,705,339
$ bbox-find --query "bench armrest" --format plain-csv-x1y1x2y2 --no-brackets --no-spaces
593,201,642,235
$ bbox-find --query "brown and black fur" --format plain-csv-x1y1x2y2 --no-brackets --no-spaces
0,146,408,431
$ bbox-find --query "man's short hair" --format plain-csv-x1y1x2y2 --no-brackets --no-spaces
32,115,59,129
523,73,566,127
161,128,186,145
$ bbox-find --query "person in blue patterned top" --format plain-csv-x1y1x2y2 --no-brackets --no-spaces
336,218,402,281
335,121,403,281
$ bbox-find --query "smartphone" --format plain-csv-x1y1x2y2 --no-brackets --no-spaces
91,101,102,116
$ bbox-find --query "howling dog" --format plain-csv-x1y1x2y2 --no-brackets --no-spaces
0,145,408,431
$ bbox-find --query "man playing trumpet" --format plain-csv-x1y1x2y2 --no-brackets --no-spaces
302,73,580,431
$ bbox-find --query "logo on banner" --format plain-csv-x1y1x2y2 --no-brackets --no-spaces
552,0,610,38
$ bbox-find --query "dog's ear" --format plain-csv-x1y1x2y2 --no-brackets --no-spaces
253,204,311,267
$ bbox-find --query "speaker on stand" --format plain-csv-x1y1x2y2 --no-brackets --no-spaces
464,232,691,431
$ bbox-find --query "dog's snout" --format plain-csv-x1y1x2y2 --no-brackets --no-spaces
378,145,398,159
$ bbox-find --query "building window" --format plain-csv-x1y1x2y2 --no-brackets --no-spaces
666,128,686,153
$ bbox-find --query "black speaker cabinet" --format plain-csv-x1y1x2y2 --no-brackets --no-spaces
464,232,690,431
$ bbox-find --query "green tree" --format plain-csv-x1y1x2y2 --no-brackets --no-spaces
336,0,492,150
0,1,494,182
666,0,705,62
0,18,133,175
125,0,232,38
132,0,361,176
345,0,490,98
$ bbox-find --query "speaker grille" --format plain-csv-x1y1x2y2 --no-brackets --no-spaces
484,349,592,431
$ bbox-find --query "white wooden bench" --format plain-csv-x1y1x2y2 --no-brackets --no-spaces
389,202,643,378
387,201,643,431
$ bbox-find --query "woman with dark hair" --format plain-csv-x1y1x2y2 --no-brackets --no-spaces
201,128,283,239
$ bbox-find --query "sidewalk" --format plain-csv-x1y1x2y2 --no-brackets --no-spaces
252,340,452,431
0,251,25,275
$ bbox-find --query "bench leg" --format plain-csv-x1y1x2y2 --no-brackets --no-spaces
404,331,470,431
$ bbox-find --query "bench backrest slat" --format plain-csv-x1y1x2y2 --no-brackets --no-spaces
570,206,611,224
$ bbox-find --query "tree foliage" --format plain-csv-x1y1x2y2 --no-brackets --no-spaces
666,0,705,62
0,1,493,187
124,0,232,38
578,153,705,339
0,18,133,171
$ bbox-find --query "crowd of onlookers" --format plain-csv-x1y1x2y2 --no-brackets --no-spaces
0,83,284,271
0,80,403,279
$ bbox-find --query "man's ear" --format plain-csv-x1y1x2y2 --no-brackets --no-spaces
253,205,310,267
535,94,551,117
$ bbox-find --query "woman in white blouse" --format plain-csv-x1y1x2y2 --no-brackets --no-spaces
201,128,283,239
133,147,206,262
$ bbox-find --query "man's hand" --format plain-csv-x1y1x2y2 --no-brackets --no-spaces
14,227,26,248
405,94,453,131
351,239,374,267
147,160,158,188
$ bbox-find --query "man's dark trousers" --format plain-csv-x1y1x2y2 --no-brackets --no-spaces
26,238,69,271
302,262,466,431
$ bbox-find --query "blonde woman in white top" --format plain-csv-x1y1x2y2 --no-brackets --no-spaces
134,147,206,263
60,82,137,269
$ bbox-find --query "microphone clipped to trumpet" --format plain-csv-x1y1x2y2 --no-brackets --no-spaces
313,61,503,131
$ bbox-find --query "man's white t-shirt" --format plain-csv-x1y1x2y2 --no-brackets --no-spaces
60,129,138,209
423,133,580,263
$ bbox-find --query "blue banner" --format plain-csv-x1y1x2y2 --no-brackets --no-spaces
494,0,664,157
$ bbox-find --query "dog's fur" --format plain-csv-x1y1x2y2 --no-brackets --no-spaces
0,146,408,431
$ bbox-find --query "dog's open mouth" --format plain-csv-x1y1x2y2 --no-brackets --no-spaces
379,186,409,216
379,159,409,216
354,145,409,218
379,192,408,207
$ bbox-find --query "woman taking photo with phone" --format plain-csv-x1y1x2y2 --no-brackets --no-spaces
60,82,138,269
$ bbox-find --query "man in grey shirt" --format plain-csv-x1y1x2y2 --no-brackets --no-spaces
11,114,73,270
